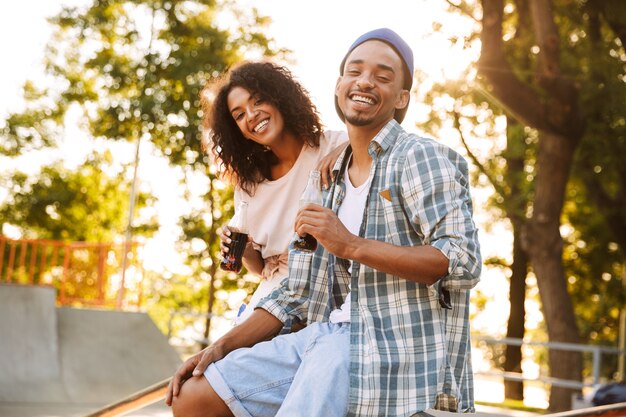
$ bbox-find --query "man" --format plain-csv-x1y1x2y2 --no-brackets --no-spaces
167,28,481,417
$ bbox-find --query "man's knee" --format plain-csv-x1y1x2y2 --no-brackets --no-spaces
171,376,233,417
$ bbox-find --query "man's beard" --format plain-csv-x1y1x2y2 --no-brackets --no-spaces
344,112,374,126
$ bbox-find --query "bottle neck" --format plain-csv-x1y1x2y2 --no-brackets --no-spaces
232,202,249,233
300,171,323,205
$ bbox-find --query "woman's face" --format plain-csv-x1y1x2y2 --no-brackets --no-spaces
227,86,286,148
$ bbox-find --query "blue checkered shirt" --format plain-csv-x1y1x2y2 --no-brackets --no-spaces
258,120,481,416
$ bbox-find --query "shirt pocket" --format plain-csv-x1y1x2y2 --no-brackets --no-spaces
376,187,410,247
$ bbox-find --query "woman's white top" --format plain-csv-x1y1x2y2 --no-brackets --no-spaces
233,130,347,323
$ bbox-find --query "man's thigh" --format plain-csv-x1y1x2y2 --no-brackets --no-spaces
276,322,351,417
205,322,334,417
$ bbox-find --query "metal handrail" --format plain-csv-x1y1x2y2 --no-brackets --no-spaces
472,335,626,389
83,377,170,417
544,402,626,417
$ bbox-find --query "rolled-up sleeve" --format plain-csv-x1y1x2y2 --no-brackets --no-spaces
400,139,482,289
255,250,313,333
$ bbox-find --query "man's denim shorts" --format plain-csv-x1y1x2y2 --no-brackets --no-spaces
204,321,350,417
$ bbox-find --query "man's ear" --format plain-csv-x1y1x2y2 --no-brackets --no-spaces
395,89,410,110
335,76,343,95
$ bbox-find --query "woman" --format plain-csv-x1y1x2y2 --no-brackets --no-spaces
202,61,346,324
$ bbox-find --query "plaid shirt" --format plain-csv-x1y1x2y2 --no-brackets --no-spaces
258,120,481,416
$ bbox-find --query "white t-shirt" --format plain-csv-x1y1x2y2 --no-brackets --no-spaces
233,130,347,323
329,156,371,324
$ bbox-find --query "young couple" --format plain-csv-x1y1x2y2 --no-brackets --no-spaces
167,28,482,417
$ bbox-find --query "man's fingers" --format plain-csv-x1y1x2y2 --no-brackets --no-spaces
172,371,183,397
165,380,173,406
192,351,212,377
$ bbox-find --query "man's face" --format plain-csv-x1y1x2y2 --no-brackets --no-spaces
336,40,409,128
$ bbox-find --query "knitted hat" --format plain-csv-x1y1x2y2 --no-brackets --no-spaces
335,28,414,123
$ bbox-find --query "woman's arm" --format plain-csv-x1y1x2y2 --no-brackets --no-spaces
316,138,349,190
241,241,264,276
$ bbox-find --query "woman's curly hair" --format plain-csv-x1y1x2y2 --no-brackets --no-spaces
201,61,323,195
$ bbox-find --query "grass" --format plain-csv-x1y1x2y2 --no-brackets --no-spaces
477,399,547,414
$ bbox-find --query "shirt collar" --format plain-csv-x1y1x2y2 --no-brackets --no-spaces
368,119,403,158
331,119,404,177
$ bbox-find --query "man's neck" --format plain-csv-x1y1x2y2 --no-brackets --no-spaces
346,118,392,160
345,118,391,187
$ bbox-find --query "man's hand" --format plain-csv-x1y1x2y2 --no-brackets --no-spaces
165,343,227,406
165,309,283,407
294,204,358,259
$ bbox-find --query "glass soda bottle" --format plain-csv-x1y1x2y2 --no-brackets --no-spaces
290,170,323,252
220,201,249,273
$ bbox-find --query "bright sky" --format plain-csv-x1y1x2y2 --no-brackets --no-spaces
0,0,478,125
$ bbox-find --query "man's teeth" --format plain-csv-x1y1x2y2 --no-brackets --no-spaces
254,120,268,132
352,95,374,104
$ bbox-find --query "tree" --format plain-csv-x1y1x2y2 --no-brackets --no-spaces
0,151,157,304
1,0,283,335
476,0,625,410
0,151,155,242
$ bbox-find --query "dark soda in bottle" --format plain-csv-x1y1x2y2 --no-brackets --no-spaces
220,201,249,273
290,170,323,253
291,233,318,252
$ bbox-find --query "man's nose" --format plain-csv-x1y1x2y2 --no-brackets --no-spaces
355,73,374,89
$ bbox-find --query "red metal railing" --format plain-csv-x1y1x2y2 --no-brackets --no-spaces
0,235,143,308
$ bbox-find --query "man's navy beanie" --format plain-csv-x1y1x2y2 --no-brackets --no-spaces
335,28,414,123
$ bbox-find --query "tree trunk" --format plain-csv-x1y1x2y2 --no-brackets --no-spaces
503,118,529,401
480,1,585,410
504,225,528,400
202,178,217,349
202,262,217,349
522,131,582,411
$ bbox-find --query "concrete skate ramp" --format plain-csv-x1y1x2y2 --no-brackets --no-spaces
0,284,60,385
0,284,182,416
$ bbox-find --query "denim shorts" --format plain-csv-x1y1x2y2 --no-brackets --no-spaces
204,322,350,417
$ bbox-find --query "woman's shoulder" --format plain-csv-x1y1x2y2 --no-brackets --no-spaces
319,130,348,151
321,129,348,143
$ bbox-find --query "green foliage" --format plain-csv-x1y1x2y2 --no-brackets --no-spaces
476,399,545,413
177,178,259,320
143,269,209,338
0,151,156,241
39,0,283,168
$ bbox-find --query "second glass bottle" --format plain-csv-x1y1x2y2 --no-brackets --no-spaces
290,170,323,252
